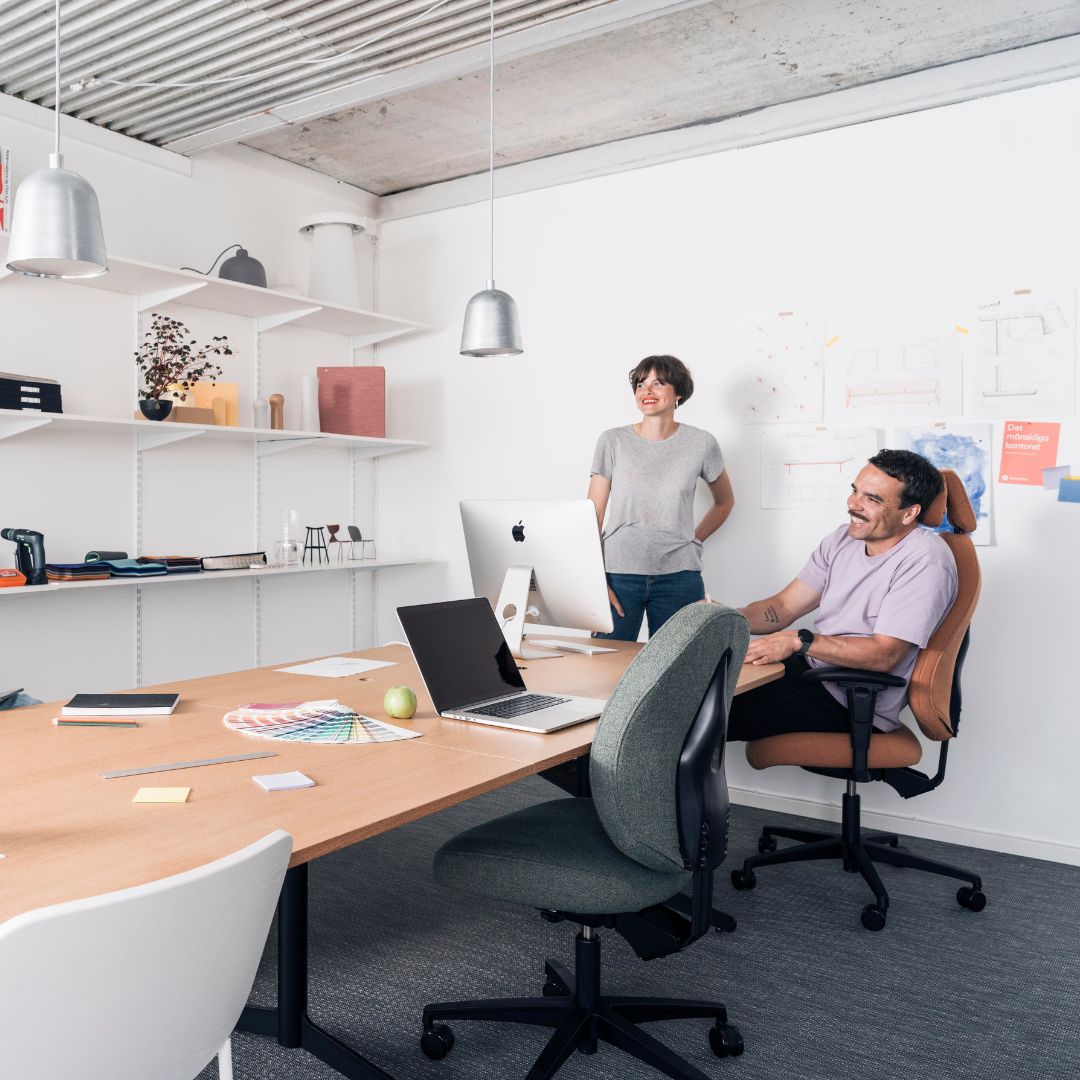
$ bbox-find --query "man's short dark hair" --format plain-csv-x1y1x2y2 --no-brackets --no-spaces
868,449,943,521
627,355,694,406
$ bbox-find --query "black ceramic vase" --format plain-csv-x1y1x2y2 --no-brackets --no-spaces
138,399,174,421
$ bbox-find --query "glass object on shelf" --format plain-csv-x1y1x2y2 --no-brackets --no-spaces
252,397,270,429
277,509,300,566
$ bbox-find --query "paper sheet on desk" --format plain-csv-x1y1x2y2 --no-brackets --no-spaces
275,656,397,677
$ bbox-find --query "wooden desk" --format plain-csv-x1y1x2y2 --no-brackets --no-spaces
0,640,782,1079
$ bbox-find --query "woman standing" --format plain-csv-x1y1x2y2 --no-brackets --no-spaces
588,355,734,640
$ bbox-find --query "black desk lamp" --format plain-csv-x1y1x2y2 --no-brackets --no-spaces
182,244,267,287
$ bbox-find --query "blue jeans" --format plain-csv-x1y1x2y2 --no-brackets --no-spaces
596,570,705,641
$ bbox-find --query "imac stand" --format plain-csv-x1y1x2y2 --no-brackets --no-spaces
495,565,562,659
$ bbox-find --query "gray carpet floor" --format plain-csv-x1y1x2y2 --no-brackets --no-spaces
200,776,1080,1080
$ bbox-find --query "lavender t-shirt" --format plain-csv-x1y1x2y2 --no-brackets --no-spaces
797,525,958,731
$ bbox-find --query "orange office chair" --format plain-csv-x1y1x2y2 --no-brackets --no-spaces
730,469,985,931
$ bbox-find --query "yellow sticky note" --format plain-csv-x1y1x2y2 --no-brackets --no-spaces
133,787,190,804
955,325,970,335
825,335,839,347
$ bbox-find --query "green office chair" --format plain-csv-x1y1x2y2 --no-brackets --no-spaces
419,602,750,1080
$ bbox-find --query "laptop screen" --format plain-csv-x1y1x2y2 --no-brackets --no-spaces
398,598,526,712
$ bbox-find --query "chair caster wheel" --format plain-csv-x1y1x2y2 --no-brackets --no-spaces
420,1024,455,1060
709,1023,744,1057
730,868,756,890
542,980,566,997
860,904,887,931
757,835,777,854
956,886,986,912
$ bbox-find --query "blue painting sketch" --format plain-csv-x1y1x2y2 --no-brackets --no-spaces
906,431,989,535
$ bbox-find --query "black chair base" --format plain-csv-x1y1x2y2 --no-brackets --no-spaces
421,929,742,1080
730,789,986,931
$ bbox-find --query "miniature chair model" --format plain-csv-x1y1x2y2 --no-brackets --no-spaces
303,525,329,565
420,603,750,1080
347,524,376,560
326,523,345,563
731,469,984,931
0,830,291,1080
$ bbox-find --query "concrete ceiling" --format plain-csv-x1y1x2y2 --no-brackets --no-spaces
241,0,1080,195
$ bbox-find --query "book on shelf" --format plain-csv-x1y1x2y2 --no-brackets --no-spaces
62,693,180,716
200,552,267,571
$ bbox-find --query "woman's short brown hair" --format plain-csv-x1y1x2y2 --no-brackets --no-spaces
627,355,694,406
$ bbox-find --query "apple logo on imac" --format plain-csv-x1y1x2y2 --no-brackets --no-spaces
511,521,525,542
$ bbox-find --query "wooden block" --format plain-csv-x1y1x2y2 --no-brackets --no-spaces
133,406,216,424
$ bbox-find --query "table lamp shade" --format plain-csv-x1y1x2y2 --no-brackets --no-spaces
5,155,107,278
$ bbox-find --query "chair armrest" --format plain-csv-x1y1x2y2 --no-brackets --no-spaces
800,667,906,781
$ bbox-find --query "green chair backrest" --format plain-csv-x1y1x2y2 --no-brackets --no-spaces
589,603,749,874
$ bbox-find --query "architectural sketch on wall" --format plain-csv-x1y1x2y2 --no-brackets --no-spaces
761,426,879,509
825,332,962,422
740,310,824,424
963,285,1076,418
891,423,993,546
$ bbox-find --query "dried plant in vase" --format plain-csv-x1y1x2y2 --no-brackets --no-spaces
134,313,233,420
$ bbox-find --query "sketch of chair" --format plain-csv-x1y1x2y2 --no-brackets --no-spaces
347,525,376,560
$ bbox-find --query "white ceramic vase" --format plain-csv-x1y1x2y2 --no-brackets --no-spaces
300,376,320,433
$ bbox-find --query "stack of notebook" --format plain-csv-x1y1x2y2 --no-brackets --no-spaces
94,559,167,577
46,563,111,582
138,556,202,574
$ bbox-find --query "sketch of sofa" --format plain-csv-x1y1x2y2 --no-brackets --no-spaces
847,344,940,372
844,379,940,409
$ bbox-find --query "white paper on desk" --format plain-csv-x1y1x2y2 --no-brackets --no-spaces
253,770,315,791
275,656,397,678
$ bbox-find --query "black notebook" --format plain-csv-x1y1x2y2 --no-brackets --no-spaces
62,693,180,716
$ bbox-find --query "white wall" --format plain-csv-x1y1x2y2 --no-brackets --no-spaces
375,78,1080,863
0,104,389,700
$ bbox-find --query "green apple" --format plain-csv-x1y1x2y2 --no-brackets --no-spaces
383,685,417,720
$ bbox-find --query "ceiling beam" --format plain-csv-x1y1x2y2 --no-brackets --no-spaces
377,34,1080,221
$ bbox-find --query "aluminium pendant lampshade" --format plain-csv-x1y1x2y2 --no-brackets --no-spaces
5,153,108,278
459,0,523,357
4,0,107,280
460,280,523,356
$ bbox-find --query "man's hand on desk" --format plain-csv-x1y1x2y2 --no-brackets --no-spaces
744,632,800,666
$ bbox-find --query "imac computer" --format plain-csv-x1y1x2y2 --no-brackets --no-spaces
460,499,614,659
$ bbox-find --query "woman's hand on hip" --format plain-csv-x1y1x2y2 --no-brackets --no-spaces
608,586,625,618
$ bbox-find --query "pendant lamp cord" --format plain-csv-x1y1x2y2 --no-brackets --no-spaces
488,0,495,283
53,0,61,158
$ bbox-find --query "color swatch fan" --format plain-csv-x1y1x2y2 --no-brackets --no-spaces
224,700,420,743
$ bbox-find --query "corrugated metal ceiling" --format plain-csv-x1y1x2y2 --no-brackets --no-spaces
0,0,614,147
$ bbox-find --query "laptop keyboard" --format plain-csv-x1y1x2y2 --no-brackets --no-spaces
470,694,570,718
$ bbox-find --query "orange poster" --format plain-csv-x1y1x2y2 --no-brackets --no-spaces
999,421,1060,485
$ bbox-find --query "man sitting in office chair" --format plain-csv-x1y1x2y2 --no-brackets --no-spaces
726,449,957,742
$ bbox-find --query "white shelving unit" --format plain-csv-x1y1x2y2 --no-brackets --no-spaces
0,557,434,599
0,245,433,685
0,249,425,344
0,408,426,458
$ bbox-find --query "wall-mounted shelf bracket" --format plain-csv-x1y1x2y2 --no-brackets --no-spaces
136,282,208,312
0,415,53,441
137,424,207,451
256,437,321,457
256,306,322,332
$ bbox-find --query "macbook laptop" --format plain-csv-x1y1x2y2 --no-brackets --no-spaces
398,597,607,733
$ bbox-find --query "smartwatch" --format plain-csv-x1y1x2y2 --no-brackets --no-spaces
796,628,814,655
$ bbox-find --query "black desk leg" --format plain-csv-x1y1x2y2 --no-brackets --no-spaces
238,864,396,1080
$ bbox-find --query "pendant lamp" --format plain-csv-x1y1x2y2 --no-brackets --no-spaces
5,0,108,279
459,0,522,356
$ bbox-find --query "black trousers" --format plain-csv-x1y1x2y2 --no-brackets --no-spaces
727,654,851,742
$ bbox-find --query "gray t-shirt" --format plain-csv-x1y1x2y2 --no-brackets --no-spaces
798,525,958,731
590,424,725,575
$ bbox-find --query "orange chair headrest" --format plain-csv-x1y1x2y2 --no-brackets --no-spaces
942,469,977,534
